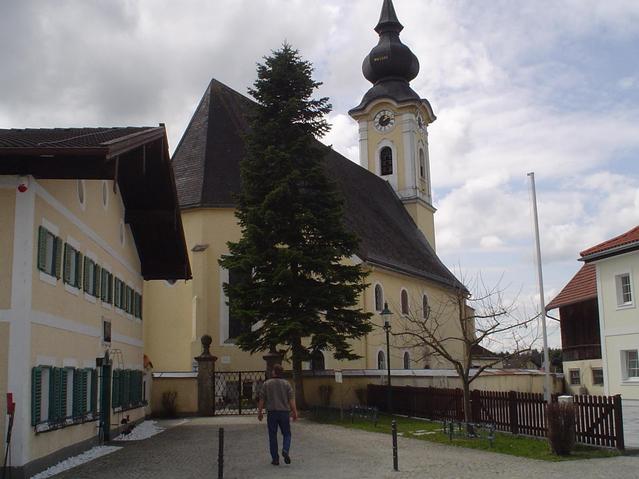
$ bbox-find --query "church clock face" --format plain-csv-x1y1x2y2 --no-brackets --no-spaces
373,109,395,132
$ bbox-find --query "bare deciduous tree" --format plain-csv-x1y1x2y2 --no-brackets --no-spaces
393,274,539,431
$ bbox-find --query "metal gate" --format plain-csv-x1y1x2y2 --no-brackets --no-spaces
214,371,265,415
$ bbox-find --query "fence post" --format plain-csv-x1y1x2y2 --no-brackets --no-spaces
238,371,242,415
508,391,519,435
218,427,224,479
613,395,625,451
391,419,399,471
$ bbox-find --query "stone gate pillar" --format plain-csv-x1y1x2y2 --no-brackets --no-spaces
195,334,217,416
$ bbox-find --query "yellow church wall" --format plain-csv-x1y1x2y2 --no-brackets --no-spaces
365,266,464,371
0,188,15,309
402,200,436,250
0,322,8,446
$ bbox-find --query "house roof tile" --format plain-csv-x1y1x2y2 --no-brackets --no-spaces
580,225,639,260
546,263,597,311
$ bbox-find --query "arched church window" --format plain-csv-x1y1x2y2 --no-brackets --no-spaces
374,284,384,312
419,149,426,179
401,289,409,315
403,351,410,369
380,147,393,176
311,350,325,371
378,350,386,370
422,294,429,320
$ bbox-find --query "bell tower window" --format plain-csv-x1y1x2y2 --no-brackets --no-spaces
419,149,425,179
380,147,393,176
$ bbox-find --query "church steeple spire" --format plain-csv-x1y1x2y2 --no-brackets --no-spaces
375,0,403,34
350,0,423,115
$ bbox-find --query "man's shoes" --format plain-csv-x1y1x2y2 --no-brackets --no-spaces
271,458,280,466
282,451,291,464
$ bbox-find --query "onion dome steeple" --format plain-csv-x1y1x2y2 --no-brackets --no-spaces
350,0,431,117
363,0,419,85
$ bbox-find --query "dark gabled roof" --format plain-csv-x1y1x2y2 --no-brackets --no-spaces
172,79,463,290
0,127,191,281
580,225,639,262
471,344,500,359
546,263,597,311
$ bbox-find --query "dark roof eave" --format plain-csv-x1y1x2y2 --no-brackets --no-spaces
580,242,639,263
365,255,467,292
546,294,598,312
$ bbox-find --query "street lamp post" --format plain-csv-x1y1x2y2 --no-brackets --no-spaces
381,302,393,414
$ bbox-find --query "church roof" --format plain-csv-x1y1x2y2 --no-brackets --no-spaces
172,79,464,290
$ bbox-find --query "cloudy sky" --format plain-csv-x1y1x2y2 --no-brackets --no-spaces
2,0,639,348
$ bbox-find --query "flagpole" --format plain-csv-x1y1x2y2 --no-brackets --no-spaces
527,172,551,402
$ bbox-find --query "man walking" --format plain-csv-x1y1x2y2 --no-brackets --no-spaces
257,364,298,465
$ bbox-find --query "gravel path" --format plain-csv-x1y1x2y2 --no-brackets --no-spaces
47,416,639,479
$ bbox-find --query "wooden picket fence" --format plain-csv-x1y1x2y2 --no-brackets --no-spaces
367,385,625,450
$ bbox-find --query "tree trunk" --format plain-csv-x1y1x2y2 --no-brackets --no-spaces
291,338,307,410
461,379,474,435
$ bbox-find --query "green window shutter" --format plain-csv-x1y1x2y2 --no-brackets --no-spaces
81,369,88,414
73,369,81,418
90,368,98,414
83,257,90,292
100,270,107,301
108,273,113,303
63,244,71,284
54,237,63,279
60,368,68,419
37,226,47,272
31,367,42,426
112,370,120,408
114,279,120,308
75,252,83,288
94,265,101,297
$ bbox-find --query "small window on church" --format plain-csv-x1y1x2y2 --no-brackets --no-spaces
419,149,426,179
374,284,384,312
380,147,393,176
401,289,409,315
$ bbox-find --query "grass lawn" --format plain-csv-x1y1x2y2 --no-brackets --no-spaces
309,411,621,462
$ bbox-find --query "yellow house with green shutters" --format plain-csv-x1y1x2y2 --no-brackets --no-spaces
0,126,190,478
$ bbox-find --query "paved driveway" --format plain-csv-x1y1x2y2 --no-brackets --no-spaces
50,417,639,479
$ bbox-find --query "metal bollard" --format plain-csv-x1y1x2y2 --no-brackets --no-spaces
218,427,224,479
391,419,399,471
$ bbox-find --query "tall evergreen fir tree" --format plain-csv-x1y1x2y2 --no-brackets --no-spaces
220,44,372,407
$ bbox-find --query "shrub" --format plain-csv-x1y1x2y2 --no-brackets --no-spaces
162,390,178,418
318,384,333,406
547,401,576,455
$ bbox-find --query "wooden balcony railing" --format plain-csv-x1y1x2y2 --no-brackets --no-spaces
563,344,601,361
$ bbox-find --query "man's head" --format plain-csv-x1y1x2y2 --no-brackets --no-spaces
272,364,284,378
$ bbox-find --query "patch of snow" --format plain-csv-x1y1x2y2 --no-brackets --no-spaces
411,431,436,436
30,445,121,479
113,420,165,441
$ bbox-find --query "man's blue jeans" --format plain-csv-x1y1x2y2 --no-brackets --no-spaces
267,410,291,460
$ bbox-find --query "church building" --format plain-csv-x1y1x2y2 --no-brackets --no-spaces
144,0,466,375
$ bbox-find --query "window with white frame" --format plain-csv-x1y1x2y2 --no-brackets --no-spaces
63,243,83,288
615,273,633,307
37,226,63,278
569,369,580,385
400,289,409,315
624,350,639,379
380,147,393,176
374,284,384,312
592,368,604,386
377,350,386,370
